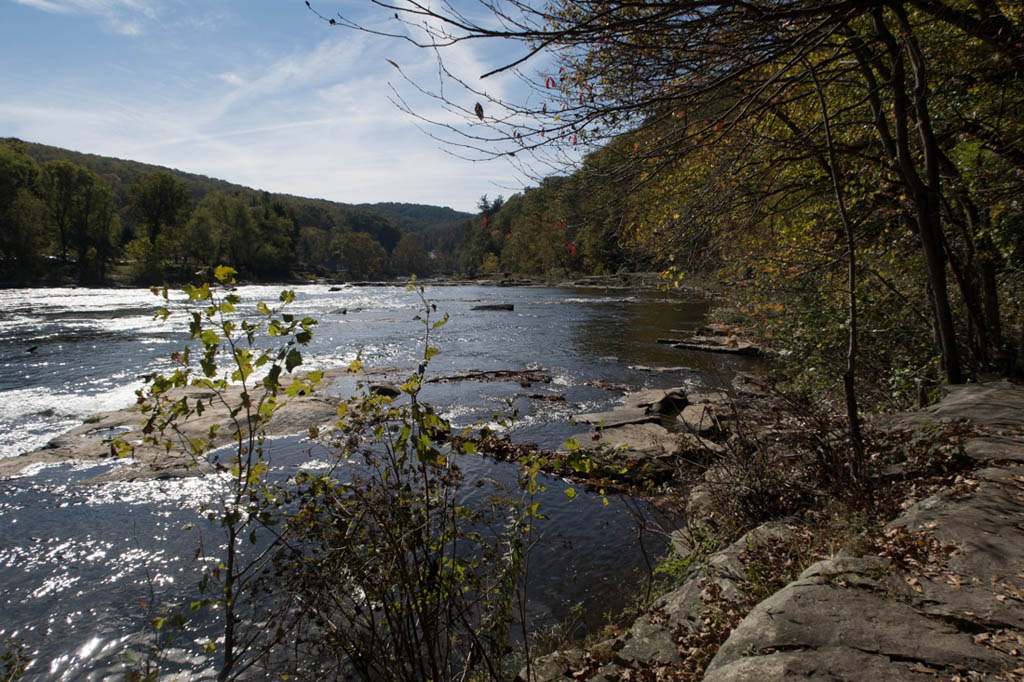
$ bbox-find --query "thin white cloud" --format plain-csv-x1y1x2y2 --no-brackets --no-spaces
0,8,526,211
12,0,159,34
12,0,73,13
217,72,244,87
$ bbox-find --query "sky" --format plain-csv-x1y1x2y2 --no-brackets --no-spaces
0,0,534,212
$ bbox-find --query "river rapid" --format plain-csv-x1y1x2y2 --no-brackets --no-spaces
0,283,756,680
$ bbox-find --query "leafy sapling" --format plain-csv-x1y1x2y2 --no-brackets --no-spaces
119,266,320,681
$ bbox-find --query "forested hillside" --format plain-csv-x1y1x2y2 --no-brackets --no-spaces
0,138,479,284
336,0,1024,406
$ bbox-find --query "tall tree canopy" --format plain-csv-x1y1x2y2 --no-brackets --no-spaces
0,142,45,283
322,0,1024,385
129,171,193,244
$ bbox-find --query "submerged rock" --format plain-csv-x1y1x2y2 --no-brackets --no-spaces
471,303,515,311
368,382,402,398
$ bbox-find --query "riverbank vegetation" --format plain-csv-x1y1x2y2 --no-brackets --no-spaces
305,0,1024,676
117,270,549,681
317,0,1023,399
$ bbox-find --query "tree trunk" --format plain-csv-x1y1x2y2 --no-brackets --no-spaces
872,6,964,383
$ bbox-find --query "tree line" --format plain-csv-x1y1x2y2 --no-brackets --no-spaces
0,139,480,285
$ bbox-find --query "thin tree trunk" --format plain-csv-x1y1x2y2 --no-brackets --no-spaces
872,7,963,383
807,57,865,482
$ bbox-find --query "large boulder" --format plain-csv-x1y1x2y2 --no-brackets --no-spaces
703,556,1012,681
887,465,1024,630
587,422,681,458
894,380,1024,430
516,649,585,682
598,523,796,674
676,404,719,436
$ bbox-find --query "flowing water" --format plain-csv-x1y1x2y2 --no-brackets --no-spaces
0,283,757,680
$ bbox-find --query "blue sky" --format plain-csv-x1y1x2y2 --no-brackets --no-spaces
0,0,533,212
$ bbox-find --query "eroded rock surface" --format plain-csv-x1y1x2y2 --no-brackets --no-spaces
527,382,1024,682
702,383,1024,682
704,556,1013,681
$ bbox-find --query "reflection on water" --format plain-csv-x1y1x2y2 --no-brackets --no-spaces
0,284,758,680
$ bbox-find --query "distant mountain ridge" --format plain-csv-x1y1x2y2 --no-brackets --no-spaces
4,138,474,234
355,202,474,234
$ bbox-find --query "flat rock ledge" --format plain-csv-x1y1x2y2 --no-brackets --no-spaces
658,325,765,357
525,382,1024,681
0,368,360,483
566,388,733,485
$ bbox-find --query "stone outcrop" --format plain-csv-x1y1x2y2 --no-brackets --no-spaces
705,384,1024,681
564,387,743,487
524,382,1024,681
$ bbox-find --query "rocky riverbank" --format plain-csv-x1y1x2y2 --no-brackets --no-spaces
521,381,1024,681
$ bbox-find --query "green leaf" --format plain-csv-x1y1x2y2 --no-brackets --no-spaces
186,283,212,301
564,487,577,500
424,346,439,361
462,441,478,454
527,502,547,519
200,329,220,346
285,349,302,373
214,265,237,284
264,365,282,390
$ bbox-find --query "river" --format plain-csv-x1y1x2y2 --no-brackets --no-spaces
0,283,756,680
